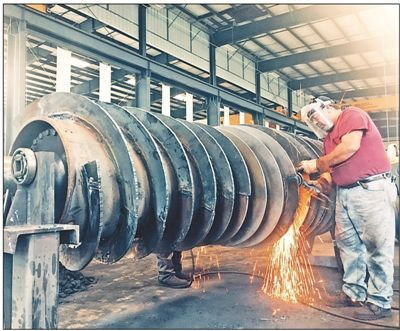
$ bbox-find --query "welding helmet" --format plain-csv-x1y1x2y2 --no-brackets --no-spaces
301,96,335,139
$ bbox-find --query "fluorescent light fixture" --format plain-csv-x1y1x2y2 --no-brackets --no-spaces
126,77,136,85
71,57,90,68
173,93,186,102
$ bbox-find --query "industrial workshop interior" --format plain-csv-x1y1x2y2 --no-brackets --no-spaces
2,2,400,330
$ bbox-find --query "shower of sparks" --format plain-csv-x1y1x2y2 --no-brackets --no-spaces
261,186,323,304
187,182,327,302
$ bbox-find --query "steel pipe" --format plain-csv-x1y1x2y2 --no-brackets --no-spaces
8,92,335,271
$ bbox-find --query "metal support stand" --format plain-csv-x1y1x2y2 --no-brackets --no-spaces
3,150,79,329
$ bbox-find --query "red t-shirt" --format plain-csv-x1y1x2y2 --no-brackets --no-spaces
323,106,390,186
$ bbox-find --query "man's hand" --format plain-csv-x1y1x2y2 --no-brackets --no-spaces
297,159,318,174
309,172,333,194
311,177,332,194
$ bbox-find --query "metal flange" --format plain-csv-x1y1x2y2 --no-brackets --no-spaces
11,148,37,185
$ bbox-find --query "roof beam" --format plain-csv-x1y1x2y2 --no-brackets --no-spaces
323,85,397,100
258,37,382,72
5,4,310,133
289,64,397,90
213,5,365,46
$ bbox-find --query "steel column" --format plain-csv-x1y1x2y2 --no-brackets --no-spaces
252,112,264,125
207,41,219,125
253,71,264,125
255,71,261,104
138,4,147,57
287,87,293,118
207,96,220,126
5,19,26,154
209,42,217,86
4,5,311,133
135,70,151,110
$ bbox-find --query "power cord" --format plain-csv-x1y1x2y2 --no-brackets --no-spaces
189,251,398,329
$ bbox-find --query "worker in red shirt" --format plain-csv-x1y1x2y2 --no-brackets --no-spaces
299,96,397,321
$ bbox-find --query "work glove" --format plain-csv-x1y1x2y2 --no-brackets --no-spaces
297,159,318,174
316,155,331,173
308,176,332,194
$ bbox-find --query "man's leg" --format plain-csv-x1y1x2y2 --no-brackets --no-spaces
171,251,193,281
333,188,368,303
156,252,192,288
347,180,395,312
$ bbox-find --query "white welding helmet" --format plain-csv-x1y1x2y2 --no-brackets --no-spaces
301,96,335,139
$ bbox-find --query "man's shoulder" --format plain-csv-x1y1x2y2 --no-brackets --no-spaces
342,106,364,114
341,106,369,121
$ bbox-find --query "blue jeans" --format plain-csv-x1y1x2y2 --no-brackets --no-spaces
335,178,397,309
156,251,182,280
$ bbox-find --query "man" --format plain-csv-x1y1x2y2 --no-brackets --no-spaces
156,251,193,288
299,96,397,321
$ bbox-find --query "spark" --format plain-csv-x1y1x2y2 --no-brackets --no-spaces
261,185,323,304
272,308,280,316
215,255,220,269
250,261,257,284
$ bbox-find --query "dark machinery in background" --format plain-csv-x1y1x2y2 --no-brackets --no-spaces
3,92,336,329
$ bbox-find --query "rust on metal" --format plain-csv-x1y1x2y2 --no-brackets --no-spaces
8,92,335,272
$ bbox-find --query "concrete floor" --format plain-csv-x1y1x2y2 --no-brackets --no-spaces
58,234,399,329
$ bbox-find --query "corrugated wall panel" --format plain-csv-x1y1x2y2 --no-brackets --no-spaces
217,67,254,92
191,26,209,61
147,7,167,41
109,4,137,22
260,74,288,108
66,5,310,112
216,48,228,70
267,76,279,96
71,4,139,38
168,12,191,52
279,79,288,100
243,57,255,84
228,52,243,78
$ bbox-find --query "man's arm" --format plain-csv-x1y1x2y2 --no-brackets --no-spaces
317,130,363,172
298,130,363,174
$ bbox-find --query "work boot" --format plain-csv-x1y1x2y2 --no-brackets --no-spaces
354,302,392,320
171,251,193,282
158,273,192,289
175,270,193,282
325,291,363,308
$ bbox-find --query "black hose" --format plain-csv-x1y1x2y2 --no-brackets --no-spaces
299,300,399,329
191,267,398,329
